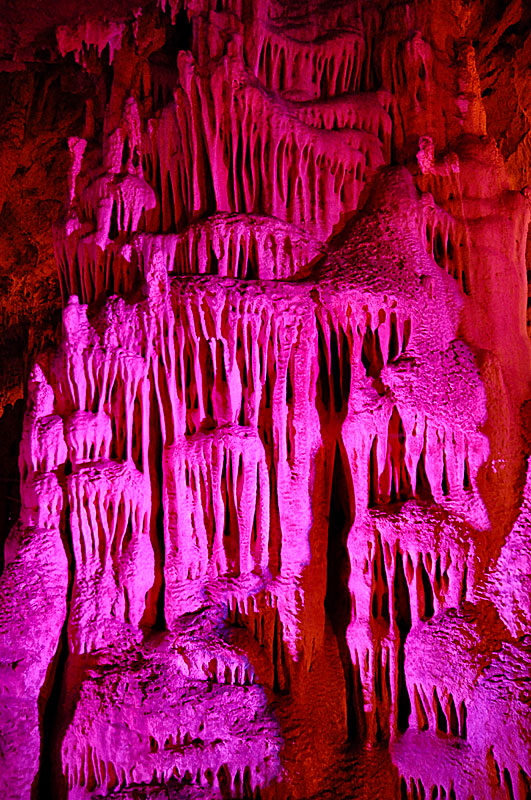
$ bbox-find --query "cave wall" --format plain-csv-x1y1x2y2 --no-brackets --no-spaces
0,1,530,799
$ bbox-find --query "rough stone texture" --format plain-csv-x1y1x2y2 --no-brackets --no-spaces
0,1,531,799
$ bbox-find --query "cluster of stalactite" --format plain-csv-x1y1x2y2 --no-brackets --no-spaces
2,1,531,799
14,238,494,791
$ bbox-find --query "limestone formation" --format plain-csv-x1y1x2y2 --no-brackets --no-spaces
0,1,530,799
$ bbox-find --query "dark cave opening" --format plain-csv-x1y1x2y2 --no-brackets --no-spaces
325,442,357,738
0,399,23,575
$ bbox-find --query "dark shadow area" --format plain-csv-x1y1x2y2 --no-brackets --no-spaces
149,8,193,108
0,399,24,575
325,442,356,738
142,363,166,631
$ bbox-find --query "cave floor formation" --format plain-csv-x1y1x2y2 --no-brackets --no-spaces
0,1,530,799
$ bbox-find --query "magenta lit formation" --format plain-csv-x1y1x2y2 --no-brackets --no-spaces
0,1,530,799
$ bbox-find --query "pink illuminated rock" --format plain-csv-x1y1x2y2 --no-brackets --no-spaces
1,1,531,798
163,425,270,588
61,610,282,798
65,410,113,465
67,458,154,653
0,495,68,798
0,522,68,799
19,364,68,481
134,213,325,282
489,459,531,638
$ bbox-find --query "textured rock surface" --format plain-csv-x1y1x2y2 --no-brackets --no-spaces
0,1,531,799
